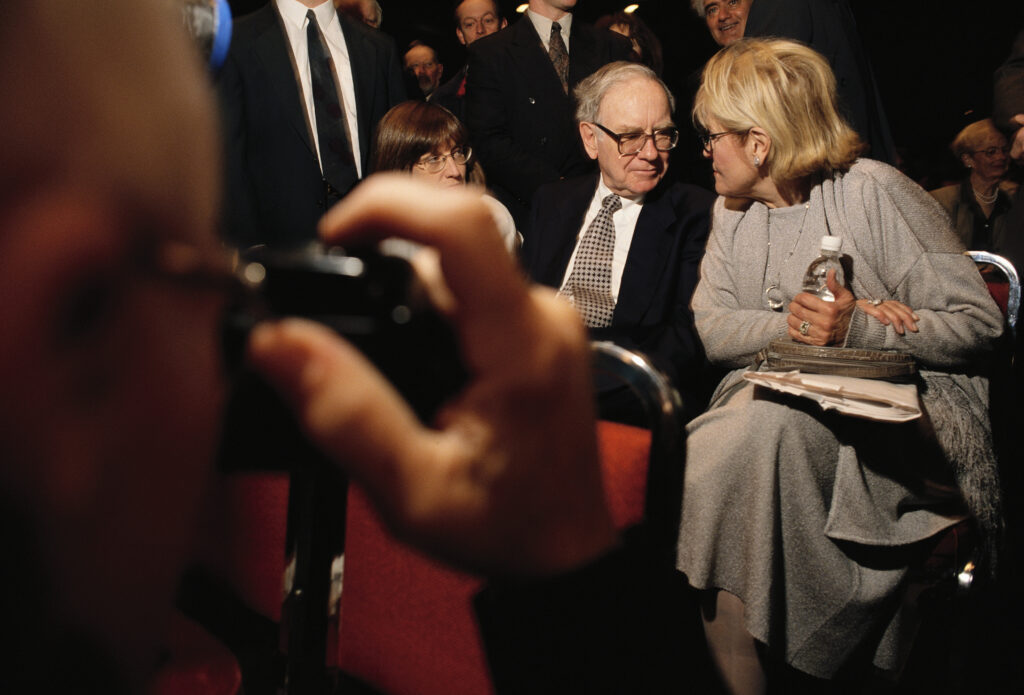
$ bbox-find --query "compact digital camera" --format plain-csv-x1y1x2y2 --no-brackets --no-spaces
218,245,467,471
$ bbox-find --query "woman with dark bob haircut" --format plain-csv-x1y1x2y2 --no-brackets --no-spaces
678,38,1003,692
370,101,518,251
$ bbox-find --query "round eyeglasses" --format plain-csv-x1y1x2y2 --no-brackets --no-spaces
591,123,679,156
415,147,472,174
972,146,1009,158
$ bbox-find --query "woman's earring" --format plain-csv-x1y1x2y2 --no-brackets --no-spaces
753,156,761,167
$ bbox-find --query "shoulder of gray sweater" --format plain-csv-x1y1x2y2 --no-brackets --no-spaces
833,158,962,251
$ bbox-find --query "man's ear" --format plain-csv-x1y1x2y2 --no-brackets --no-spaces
456,28,466,46
580,122,599,160
499,18,507,30
748,126,772,167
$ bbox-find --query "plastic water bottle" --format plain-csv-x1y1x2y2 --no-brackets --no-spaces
801,236,844,302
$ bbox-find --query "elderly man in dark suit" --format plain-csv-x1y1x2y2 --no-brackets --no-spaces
218,0,404,248
466,0,632,229
523,61,715,422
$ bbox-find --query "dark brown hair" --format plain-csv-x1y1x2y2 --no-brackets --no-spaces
370,101,468,173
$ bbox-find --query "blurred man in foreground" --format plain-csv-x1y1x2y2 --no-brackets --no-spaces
0,1,696,692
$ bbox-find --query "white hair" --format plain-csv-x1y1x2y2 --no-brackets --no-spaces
574,61,675,124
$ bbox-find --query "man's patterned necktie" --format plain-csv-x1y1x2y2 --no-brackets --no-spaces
560,194,621,327
548,22,569,94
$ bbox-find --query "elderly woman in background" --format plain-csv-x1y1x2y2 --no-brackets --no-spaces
371,100,519,252
930,118,1018,252
678,39,1004,693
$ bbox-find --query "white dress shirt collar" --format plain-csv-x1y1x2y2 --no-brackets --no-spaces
527,8,572,53
276,0,337,33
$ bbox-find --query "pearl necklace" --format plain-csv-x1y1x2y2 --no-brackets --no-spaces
972,185,998,205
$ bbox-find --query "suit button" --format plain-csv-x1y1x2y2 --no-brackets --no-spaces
539,137,547,145
527,97,536,104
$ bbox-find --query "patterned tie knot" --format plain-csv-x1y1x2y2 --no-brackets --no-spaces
601,193,622,215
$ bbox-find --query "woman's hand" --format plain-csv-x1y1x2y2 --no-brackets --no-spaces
787,270,856,346
855,298,919,335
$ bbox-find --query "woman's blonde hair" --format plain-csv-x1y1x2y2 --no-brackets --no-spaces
693,38,863,182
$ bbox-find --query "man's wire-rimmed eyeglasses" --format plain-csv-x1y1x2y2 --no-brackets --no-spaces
591,123,679,156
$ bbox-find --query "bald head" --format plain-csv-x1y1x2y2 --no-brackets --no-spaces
0,1,219,237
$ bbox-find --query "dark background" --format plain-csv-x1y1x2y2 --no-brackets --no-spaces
227,0,1024,187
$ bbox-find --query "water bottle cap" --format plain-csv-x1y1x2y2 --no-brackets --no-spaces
820,236,842,252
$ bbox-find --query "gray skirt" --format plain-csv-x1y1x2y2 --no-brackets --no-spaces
676,370,966,678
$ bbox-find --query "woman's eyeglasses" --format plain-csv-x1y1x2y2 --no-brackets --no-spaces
416,147,472,174
698,129,748,153
972,146,1009,158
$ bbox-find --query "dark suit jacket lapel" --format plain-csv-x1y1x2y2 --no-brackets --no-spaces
339,16,373,169
254,5,314,156
613,186,676,326
537,174,598,287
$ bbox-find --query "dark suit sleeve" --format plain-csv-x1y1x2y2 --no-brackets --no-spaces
744,0,814,41
382,34,407,108
216,49,259,246
474,529,714,694
521,184,552,270
994,29,1024,132
465,41,563,205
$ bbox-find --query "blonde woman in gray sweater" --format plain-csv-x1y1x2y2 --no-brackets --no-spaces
679,39,1004,693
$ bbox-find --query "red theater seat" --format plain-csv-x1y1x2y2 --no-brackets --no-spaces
335,420,654,695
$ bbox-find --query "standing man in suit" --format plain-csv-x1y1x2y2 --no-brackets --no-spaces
431,0,508,123
218,0,404,248
523,61,715,422
466,0,633,229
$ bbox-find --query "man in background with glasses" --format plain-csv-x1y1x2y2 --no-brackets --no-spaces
523,61,716,424
432,0,507,122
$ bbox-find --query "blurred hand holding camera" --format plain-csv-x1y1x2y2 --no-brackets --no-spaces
248,175,617,578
